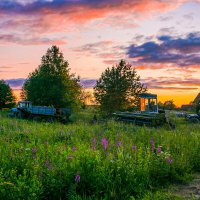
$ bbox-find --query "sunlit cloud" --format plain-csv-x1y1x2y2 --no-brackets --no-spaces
0,0,188,36
127,32,200,68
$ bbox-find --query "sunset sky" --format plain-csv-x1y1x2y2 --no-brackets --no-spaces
0,0,200,106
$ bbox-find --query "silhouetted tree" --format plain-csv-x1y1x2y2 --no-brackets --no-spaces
22,46,81,109
163,100,176,110
94,60,147,114
158,101,164,110
0,80,16,109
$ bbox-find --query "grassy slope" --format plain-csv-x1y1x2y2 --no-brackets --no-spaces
0,110,200,200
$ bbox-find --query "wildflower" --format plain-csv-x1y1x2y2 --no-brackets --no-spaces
101,138,108,150
150,139,155,152
75,174,80,183
132,145,137,151
68,155,73,159
72,147,76,152
48,165,53,171
92,138,96,150
92,138,96,145
117,141,122,147
32,148,37,154
166,156,173,164
150,139,154,145
157,146,162,154
151,145,155,152
45,160,49,167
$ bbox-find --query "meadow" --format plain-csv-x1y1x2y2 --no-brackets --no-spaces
0,109,200,200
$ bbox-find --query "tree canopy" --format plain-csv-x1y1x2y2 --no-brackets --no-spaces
21,46,81,109
0,80,16,109
94,60,147,114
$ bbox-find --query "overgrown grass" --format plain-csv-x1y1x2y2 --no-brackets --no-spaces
0,110,200,199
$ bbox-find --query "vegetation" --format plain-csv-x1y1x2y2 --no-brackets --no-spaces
0,109,200,200
94,60,147,114
0,80,16,110
21,46,81,109
158,100,176,110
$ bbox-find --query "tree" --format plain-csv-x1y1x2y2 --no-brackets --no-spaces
0,80,16,109
21,46,81,109
94,60,147,114
158,101,164,110
80,89,95,108
163,100,176,110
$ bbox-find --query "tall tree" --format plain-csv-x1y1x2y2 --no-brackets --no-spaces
0,80,16,109
22,46,81,109
94,60,147,114
163,100,176,110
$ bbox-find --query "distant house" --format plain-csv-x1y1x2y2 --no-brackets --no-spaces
180,92,200,111
193,93,200,104
180,104,193,111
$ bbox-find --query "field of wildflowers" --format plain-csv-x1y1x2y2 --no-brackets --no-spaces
0,110,200,200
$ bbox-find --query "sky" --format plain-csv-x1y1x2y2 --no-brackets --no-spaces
0,0,200,106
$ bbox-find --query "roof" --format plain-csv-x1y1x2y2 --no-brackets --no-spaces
139,93,157,99
193,93,200,103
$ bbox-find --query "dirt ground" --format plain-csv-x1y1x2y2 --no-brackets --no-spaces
171,174,200,199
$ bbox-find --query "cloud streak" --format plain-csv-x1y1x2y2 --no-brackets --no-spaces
0,0,188,36
127,32,200,68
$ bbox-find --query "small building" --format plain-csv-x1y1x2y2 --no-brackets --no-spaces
193,93,200,104
180,104,193,111
180,92,200,111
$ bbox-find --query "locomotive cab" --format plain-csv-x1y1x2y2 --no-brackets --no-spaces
140,93,158,113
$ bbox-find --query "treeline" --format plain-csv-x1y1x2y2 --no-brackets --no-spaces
2,45,198,114
0,46,147,114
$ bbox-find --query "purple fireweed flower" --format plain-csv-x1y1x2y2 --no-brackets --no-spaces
48,165,53,171
75,174,80,183
72,147,76,152
32,148,37,154
92,138,96,150
151,145,155,152
92,138,96,145
117,141,122,147
45,160,49,167
101,138,108,150
132,145,137,151
157,146,162,154
166,156,173,164
150,139,154,145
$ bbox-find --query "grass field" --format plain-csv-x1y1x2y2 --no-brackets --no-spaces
0,109,200,200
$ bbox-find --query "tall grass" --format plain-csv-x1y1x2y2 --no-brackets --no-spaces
0,111,200,199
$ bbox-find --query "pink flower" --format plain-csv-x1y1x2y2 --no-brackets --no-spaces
166,156,173,164
157,146,162,154
132,145,137,151
117,141,122,147
101,138,108,150
75,174,80,183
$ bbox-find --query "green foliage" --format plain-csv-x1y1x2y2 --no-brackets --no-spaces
21,46,81,109
0,111,200,199
94,60,147,114
163,100,176,110
0,80,16,109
